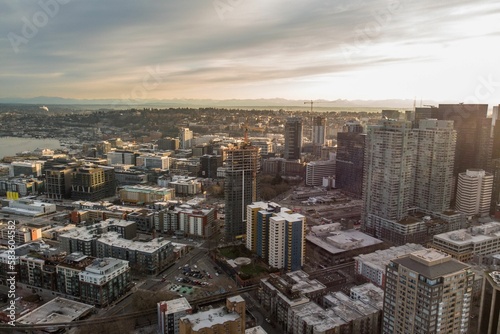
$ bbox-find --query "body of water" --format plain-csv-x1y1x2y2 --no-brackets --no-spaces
0,137,62,159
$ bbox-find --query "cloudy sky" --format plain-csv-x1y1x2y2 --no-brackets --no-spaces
1,0,500,104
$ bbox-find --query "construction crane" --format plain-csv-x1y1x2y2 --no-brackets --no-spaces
304,100,314,113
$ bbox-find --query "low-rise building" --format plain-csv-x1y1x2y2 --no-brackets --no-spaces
354,244,426,287
179,295,246,334
306,223,385,266
430,221,500,262
1,198,56,217
119,185,175,204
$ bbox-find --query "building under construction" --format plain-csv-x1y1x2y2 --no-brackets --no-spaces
224,142,260,241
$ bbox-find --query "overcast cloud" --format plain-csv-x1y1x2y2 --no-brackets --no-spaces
1,0,500,103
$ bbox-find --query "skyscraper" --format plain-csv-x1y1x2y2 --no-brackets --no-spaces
413,119,456,213
382,249,473,334
456,169,493,218
478,270,500,334
336,121,365,198
362,120,416,236
284,117,303,160
224,142,260,241
312,116,326,146
436,104,490,175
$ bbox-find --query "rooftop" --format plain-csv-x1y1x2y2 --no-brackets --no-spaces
181,305,241,331
354,244,426,272
16,297,94,325
307,224,382,254
434,222,500,245
245,326,268,334
393,251,469,279
158,297,192,314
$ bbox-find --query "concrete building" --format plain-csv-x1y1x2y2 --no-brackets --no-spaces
59,219,174,274
413,119,456,213
115,170,148,185
259,271,326,330
9,161,43,177
199,154,222,179
0,177,44,197
45,165,73,199
71,165,107,201
245,201,280,256
107,150,138,165
168,177,202,196
56,252,95,297
157,137,180,151
119,185,175,204
456,169,493,218
362,120,416,237
1,198,56,217
16,297,94,327
267,210,306,271
306,223,384,266
478,270,500,334
312,116,327,146
78,257,131,307
430,222,500,263
179,295,246,334
179,127,193,150
382,249,474,334
157,297,192,334
154,205,216,238
336,124,365,198
284,117,303,160
354,244,426,287
224,142,260,241
305,160,335,187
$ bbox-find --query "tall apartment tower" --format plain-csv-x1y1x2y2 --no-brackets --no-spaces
224,142,260,241
336,121,365,198
456,169,493,217
284,117,303,160
436,104,490,175
478,270,500,334
362,120,416,236
413,119,456,213
179,127,193,150
268,210,305,271
312,116,326,145
382,249,473,334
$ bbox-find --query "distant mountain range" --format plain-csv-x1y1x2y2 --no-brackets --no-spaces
0,96,445,109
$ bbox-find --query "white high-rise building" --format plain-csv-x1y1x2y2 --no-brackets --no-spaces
413,119,456,213
456,169,493,217
268,211,305,271
179,127,193,150
362,120,416,236
305,160,335,186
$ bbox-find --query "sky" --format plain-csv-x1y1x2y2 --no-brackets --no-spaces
1,0,500,104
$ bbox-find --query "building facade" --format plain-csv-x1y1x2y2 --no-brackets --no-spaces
224,142,260,241
456,169,493,217
382,249,473,334
284,117,303,160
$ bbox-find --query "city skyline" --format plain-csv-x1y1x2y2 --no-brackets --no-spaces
2,0,500,104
